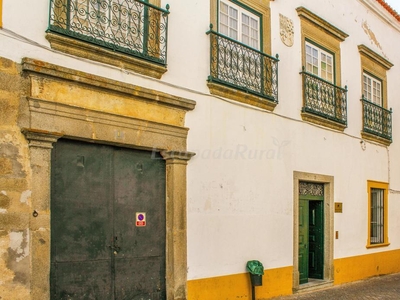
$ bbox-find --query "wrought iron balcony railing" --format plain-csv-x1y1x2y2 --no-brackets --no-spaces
207,27,279,102
48,0,169,65
300,68,347,125
361,97,392,141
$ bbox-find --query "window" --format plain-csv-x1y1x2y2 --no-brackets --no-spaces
207,0,278,111
219,0,260,50
306,42,334,83
370,188,384,244
367,181,389,248
47,0,169,79
363,73,382,106
297,7,348,131
217,0,262,92
358,45,393,145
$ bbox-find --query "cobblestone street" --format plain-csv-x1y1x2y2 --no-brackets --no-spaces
272,273,400,299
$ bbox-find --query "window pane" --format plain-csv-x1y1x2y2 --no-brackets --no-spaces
306,44,319,76
363,73,382,106
229,28,238,40
250,17,259,49
306,53,311,64
242,34,249,45
305,42,324,77
242,13,250,45
219,2,229,35
321,51,333,83
306,45,311,55
230,18,238,31
242,24,249,35
242,14,249,25
321,61,326,71
221,14,228,25
229,7,238,21
218,0,260,49
321,53,326,63
306,62,312,73
371,188,384,244
220,24,228,36
251,18,257,29
220,2,228,13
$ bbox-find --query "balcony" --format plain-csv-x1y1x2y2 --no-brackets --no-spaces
361,97,392,144
207,28,279,110
47,0,169,78
300,69,347,131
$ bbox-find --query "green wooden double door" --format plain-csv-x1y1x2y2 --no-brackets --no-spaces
50,139,166,299
299,198,324,284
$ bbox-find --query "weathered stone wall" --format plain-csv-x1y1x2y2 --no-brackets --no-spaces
0,57,31,299
0,56,195,299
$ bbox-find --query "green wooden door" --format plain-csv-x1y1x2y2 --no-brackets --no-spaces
309,201,324,279
50,139,166,299
113,147,166,299
299,199,309,284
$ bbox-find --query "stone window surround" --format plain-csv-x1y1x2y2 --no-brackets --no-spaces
21,57,195,300
297,6,349,132
208,0,276,111
293,171,334,292
358,44,393,146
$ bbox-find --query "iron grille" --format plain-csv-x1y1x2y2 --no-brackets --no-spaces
207,28,279,102
300,69,347,125
370,188,384,244
299,182,324,197
361,97,392,141
48,0,169,65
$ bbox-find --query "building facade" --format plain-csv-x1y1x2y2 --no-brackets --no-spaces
1,0,400,299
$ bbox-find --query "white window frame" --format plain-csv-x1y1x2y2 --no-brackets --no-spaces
218,0,260,50
363,72,382,106
305,41,334,83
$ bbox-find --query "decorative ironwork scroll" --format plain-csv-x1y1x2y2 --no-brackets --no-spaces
207,27,279,102
299,182,324,197
300,68,347,125
361,98,392,141
48,0,169,65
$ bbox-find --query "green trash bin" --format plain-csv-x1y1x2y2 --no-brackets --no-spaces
246,260,264,286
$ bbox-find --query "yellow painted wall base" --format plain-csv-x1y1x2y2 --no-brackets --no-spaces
187,266,293,300
334,249,400,285
188,250,400,299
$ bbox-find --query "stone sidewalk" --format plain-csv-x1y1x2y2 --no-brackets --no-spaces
271,273,400,299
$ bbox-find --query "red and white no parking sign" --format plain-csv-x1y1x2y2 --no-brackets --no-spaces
136,212,146,227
